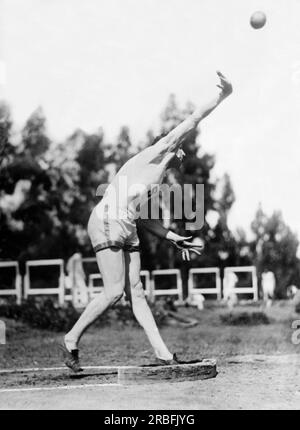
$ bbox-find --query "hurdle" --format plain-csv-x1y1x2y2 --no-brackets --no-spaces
188,267,222,300
24,259,65,306
150,269,183,301
224,266,258,301
0,261,22,305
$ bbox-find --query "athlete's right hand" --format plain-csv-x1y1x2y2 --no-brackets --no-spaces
216,71,233,99
167,234,204,261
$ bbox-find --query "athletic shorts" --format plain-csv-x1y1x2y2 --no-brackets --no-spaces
87,202,140,253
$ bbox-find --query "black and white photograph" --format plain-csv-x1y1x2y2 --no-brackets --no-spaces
0,0,299,412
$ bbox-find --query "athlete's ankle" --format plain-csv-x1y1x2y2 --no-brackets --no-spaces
64,334,79,352
156,352,173,361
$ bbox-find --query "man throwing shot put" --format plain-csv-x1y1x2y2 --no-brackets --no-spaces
61,71,233,372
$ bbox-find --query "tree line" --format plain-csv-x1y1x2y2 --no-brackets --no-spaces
0,96,299,298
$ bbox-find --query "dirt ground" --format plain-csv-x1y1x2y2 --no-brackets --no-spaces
0,301,299,409
1,357,299,410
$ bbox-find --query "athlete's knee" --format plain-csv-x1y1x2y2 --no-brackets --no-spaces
105,282,124,305
107,291,124,305
131,281,146,301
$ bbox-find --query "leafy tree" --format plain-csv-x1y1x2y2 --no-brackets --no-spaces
234,227,253,266
0,108,82,260
0,103,14,171
209,173,240,269
0,108,53,260
22,107,50,159
111,126,133,170
251,205,300,297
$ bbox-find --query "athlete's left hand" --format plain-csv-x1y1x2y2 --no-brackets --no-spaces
216,71,233,99
168,234,204,261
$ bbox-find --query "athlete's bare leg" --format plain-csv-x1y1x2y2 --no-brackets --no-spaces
124,251,173,360
64,247,125,351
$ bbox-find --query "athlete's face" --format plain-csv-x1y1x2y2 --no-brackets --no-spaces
168,149,185,170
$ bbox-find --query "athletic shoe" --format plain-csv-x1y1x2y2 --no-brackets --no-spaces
156,353,181,365
58,342,83,373
156,353,202,366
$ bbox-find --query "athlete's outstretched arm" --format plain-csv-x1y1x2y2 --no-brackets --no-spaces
155,71,232,154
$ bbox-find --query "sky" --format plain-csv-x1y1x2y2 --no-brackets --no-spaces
1,0,300,242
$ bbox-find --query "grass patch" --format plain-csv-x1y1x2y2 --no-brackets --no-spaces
0,297,171,332
220,311,270,326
